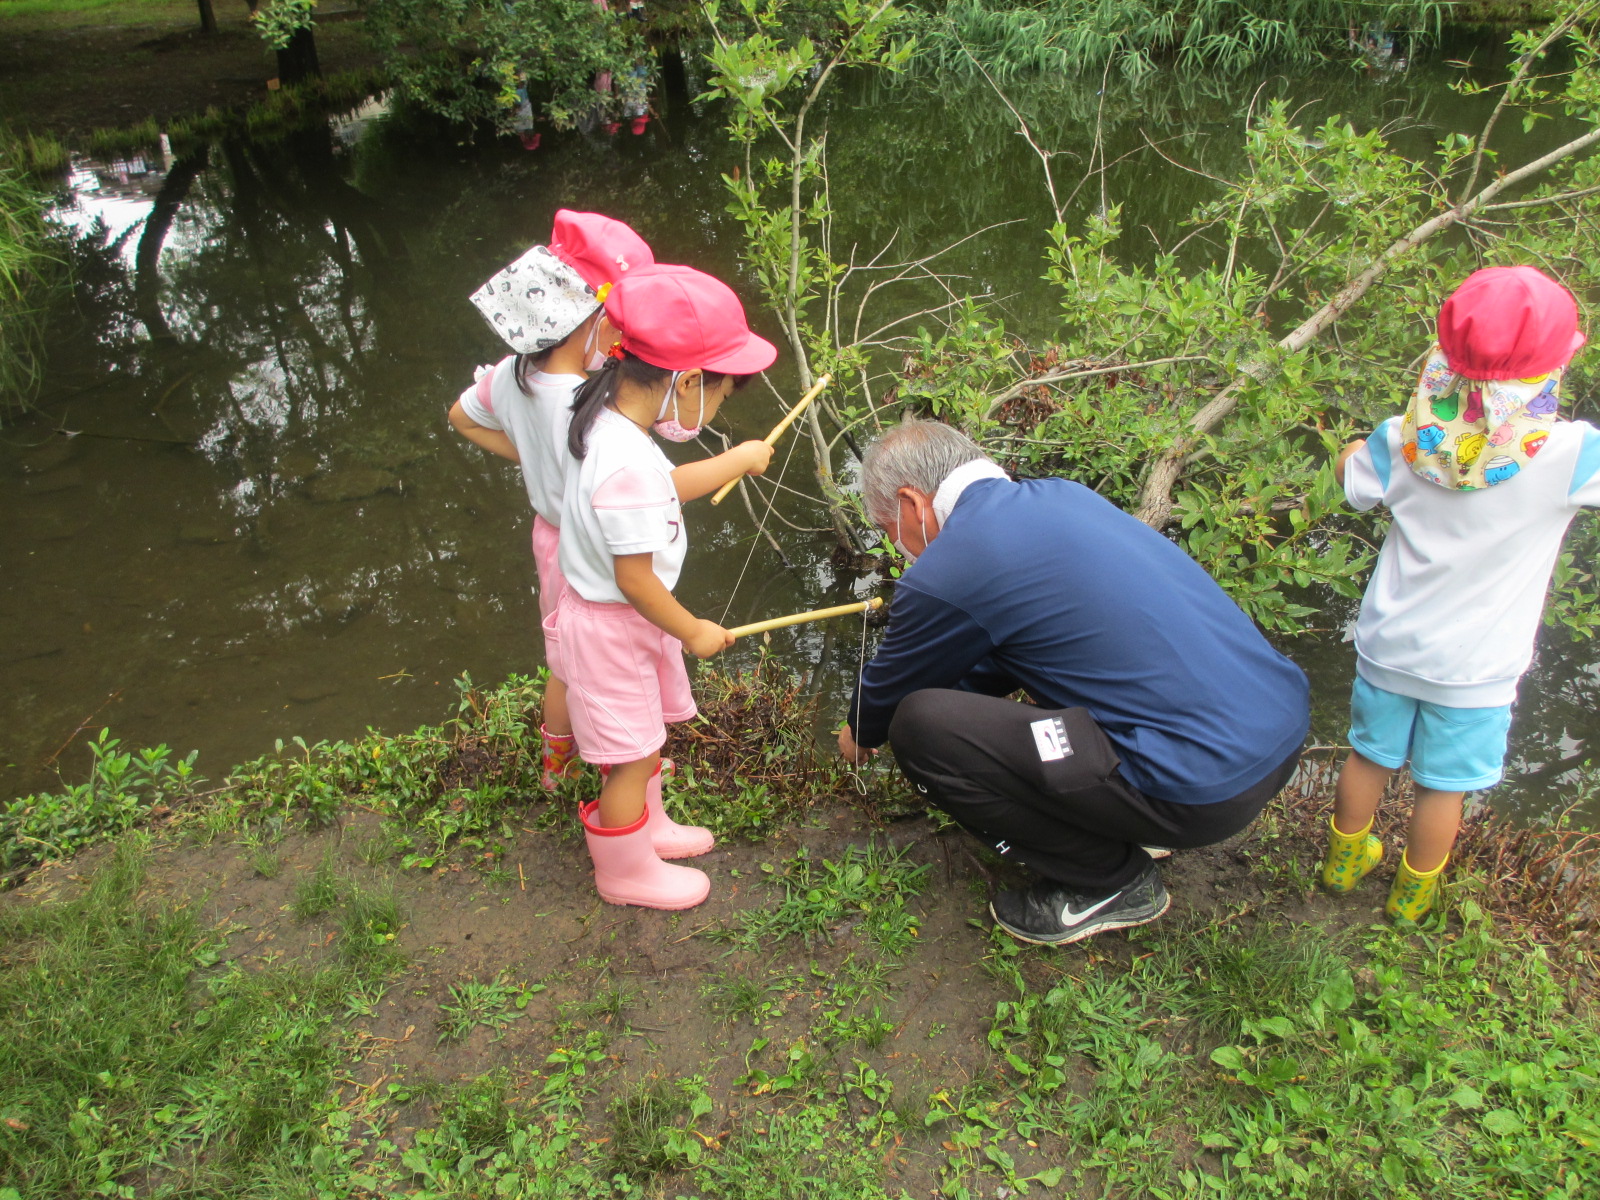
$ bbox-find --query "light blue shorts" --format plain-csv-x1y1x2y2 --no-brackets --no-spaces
1348,676,1511,792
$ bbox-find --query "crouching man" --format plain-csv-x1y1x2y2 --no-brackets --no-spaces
838,419,1309,945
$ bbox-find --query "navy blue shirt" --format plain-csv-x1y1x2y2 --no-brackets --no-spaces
848,477,1309,805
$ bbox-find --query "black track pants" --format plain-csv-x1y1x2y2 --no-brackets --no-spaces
887,689,1301,894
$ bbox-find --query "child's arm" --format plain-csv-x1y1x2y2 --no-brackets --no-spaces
671,441,774,503
614,553,734,658
449,397,521,464
1334,438,1367,486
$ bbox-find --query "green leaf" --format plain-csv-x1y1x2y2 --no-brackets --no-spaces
1211,1045,1246,1070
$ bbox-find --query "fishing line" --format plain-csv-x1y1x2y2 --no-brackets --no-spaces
716,404,806,627
843,596,874,796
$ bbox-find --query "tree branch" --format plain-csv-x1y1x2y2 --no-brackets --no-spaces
1134,122,1600,530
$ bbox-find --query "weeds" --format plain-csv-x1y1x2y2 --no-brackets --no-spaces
1,729,200,884
337,884,407,974
917,0,1451,82
291,847,342,919
436,973,542,1043
0,839,396,1196
607,1076,713,1177
719,841,930,953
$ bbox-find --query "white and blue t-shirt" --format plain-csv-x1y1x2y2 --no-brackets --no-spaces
1345,416,1600,707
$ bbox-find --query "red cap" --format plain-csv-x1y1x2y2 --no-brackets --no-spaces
548,210,654,293
604,263,778,374
1438,265,1585,380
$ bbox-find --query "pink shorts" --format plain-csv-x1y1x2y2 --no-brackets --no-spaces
531,515,566,627
555,592,696,765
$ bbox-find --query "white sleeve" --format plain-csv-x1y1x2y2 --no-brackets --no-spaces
457,357,514,431
592,465,680,556
1343,417,1398,512
1568,423,1600,509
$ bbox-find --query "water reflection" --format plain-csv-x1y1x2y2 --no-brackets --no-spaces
4,55,1598,828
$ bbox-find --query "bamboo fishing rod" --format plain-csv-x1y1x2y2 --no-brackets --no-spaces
727,596,882,640
709,372,833,506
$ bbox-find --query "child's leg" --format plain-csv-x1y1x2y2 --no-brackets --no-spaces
598,751,659,828
1404,787,1465,874
544,676,572,737
539,677,580,789
1322,751,1389,891
1333,750,1392,834
1388,698,1508,921
582,750,708,910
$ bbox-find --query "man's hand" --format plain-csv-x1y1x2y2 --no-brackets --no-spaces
683,619,735,659
837,724,875,765
736,440,774,478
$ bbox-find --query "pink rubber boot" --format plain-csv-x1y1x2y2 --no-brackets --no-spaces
597,762,703,857
644,762,714,859
580,800,710,910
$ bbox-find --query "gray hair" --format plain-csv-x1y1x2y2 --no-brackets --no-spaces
859,418,990,525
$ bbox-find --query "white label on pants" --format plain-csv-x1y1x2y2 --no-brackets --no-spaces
1030,716,1072,761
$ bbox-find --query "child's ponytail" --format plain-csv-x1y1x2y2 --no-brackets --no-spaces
568,352,674,457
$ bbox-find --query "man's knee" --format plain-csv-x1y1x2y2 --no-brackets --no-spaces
887,689,958,763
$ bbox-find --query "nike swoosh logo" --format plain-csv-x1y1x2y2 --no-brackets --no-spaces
1059,893,1119,927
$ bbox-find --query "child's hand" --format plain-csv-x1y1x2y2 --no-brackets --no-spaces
1334,439,1366,486
736,440,775,478
684,619,736,659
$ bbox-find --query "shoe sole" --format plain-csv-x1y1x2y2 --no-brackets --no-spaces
597,888,709,910
655,838,716,860
989,889,1172,946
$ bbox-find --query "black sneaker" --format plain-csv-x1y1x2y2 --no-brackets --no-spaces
989,864,1170,946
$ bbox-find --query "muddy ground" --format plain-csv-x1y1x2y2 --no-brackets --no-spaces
12,763,1385,1195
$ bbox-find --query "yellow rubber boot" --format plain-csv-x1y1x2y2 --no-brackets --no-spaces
1387,850,1446,922
1320,816,1383,893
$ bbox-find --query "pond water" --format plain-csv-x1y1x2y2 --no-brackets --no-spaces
5,42,1597,825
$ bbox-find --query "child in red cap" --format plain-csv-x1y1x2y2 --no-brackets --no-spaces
1325,266,1597,920
555,263,778,910
450,210,652,789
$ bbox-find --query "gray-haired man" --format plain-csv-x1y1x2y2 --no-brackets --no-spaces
838,419,1309,944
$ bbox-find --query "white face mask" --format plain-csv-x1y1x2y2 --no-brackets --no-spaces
652,373,703,442
582,318,607,372
892,512,929,563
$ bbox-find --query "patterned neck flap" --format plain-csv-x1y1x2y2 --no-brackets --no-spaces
470,245,598,354
1400,344,1561,491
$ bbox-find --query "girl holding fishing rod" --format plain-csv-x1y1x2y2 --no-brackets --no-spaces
555,263,777,910
449,211,654,791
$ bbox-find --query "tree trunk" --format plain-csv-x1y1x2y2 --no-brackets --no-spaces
136,147,211,342
276,25,321,86
196,0,218,34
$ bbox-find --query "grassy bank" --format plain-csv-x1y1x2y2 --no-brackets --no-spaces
2,668,1596,1197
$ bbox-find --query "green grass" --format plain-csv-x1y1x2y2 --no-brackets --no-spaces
0,838,399,1196
0,0,218,31
3,672,1598,1196
0,160,68,416
715,840,931,953
436,973,542,1043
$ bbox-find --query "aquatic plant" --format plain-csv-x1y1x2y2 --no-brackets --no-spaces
914,0,1453,82
0,163,67,415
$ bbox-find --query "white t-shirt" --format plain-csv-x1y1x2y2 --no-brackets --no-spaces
457,357,581,527
558,407,686,604
1345,415,1600,706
